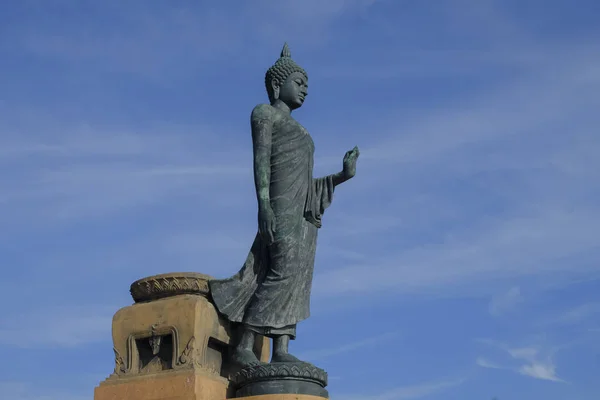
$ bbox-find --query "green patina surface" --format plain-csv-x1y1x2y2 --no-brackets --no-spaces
209,43,359,368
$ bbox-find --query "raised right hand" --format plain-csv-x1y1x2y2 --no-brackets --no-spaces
258,205,276,244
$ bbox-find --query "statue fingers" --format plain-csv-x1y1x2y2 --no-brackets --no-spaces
346,147,359,159
267,219,276,243
259,221,268,237
268,228,275,244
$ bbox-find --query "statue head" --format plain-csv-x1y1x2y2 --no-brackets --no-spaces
265,43,308,110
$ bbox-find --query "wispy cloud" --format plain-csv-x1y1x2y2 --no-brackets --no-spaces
7,0,377,79
314,207,599,298
477,340,565,383
0,305,113,348
300,331,400,361
312,42,600,300
542,302,600,326
0,125,250,228
488,286,523,316
339,377,466,400
475,357,505,370
0,381,89,400
361,46,599,167
1,2,598,399
509,347,564,383
517,360,562,383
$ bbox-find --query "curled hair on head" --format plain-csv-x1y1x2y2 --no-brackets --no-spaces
265,43,307,103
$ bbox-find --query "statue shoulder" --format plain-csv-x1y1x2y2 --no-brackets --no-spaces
251,103,277,121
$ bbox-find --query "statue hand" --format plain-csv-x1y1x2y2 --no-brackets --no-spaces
258,205,276,244
342,146,360,180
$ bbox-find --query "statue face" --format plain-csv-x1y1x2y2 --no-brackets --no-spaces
277,71,308,110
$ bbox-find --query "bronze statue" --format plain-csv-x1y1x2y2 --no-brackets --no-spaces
209,43,359,368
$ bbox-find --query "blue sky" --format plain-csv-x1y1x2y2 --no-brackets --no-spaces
1,0,599,399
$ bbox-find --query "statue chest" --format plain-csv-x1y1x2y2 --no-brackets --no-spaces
272,118,315,154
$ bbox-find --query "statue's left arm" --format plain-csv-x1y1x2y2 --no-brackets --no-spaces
328,171,349,187
323,146,360,187
307,147,360,226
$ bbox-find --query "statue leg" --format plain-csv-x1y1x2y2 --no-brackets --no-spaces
231,326,261,367
271,334,303,363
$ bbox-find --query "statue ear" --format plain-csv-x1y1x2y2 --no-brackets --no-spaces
271,79,280,100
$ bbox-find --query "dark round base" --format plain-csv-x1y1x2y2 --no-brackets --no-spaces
232,362,328,398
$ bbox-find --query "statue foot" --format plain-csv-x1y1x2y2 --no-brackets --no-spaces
271,352,303,363
232,348,262,368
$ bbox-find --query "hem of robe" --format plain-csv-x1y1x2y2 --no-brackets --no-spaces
208,233,313,329
246,323,297,339
207,175,335,334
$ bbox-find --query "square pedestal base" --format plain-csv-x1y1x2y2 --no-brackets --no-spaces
94,371,329,400
94,370,228,400
241,396,327,400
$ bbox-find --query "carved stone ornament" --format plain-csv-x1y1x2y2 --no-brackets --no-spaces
112,347,128,376
232,362,328,398
148,324,161,355
130,272,212,303
178,336,196,366
176,336,220,376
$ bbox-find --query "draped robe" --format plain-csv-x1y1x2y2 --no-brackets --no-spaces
209,105,334,339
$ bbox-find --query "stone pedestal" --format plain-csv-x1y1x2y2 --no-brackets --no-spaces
93,272,329,400
94,273,271,400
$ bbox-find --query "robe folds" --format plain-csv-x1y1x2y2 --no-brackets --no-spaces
209,105,334,339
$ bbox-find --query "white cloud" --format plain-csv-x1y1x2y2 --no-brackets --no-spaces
477,340,565,383
509,347,564,382
518,362,562,382
475,357,505,370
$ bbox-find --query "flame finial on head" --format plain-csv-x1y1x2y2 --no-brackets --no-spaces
280,42,291,58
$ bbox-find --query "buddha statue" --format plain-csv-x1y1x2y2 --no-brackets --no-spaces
209,43,360,368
